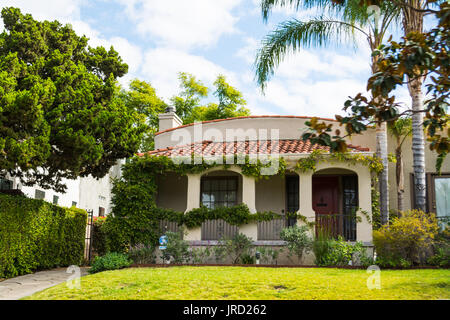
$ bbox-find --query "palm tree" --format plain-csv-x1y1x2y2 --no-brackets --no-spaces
388,117,412,213
255,0,401,225
400,0,427,211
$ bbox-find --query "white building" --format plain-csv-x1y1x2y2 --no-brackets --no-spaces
0,160,124,217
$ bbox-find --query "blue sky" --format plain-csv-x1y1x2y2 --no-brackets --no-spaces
0,0,436,118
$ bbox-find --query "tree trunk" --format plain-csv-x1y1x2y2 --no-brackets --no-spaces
376,122,389,225
403,0,426,211
371,52,389,225
396,145,405,213
409,78,426,211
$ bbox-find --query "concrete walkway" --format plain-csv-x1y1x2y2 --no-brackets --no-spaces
0,267,89,300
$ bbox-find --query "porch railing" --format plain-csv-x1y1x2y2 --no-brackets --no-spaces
257,215,287,240
315,213,356,241
159,219,181,238
201,219,238,240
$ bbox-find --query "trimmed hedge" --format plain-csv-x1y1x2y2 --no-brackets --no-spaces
0,193,87,279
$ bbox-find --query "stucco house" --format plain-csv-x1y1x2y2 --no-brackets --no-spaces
144,108,449,261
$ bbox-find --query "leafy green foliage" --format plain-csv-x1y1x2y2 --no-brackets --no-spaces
170,72,250,124
215,233,254,264
127,244,156,265
160,231,190,264
0,7,146,192
280,225,312,262
92,216,108,256
119,79,167,152
88,252,131,274
302,2,449,171
0,193,87,279
189,247,212,264
312,231,372,266
373,210,440,267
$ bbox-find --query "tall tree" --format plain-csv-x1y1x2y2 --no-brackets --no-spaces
255,0,400,224
120,79,167,152
401,0,427,211
0,7,146,192
171,73,250,124
388,117,412,213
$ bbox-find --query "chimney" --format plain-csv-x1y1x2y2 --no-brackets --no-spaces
158,106,182,132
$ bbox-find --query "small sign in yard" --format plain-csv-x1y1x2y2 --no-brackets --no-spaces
159,235,168,250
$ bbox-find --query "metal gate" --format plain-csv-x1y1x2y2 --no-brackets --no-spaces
84,209,94,262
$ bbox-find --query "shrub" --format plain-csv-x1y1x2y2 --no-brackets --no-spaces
160,231,190,264
257,247,282,265
428,227,450,267
373,210,439,267
216,233,254,264
92,216,108,256
128,244,156,265
240,253,256,264
280,225,312,263
312,231,373,267
190,247,212,264
312,230,333,266
88,252,131,274
0,194,87,279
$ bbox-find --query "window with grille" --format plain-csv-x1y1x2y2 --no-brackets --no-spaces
0,178,13,191
201,177,238,209
99,207,105,217
53,195,59,205
35,189,45,200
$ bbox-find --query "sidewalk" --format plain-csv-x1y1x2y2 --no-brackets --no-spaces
0,267,89,300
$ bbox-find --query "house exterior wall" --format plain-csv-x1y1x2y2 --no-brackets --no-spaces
255,174,286,214
155,117,377,152
155,116,449,213
156,172,188,212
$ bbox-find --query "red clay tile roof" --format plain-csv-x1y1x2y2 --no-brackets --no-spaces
138,139,370,157
154,115,337,136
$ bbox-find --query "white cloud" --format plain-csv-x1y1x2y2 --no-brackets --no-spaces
254,78,368,117
117,0,243,50
141,48,240,99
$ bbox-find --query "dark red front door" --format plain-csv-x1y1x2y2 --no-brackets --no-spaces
312,176,340,238
312,176,339,214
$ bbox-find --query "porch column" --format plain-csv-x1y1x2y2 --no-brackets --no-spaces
298,172,315,224
242,175,256,213
356,167,373,243
240,174,257,240
184,173,201,241
185,173,201,212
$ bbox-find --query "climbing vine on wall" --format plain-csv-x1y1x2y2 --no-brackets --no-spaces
104,151,381,252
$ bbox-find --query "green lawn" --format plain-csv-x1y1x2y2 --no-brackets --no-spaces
25,267,450,300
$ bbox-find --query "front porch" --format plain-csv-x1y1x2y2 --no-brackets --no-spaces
156,159,373,244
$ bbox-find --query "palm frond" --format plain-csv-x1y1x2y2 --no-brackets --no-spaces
261,0,332,22
254,18,368,90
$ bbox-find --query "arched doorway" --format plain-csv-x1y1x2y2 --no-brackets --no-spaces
312,168,358,241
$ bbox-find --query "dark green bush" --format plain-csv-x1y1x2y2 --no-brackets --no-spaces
0,194,87,279
215,233,254,264
128,244,156,265
92,216,108,256
280,225,312,263
88,252,131,274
